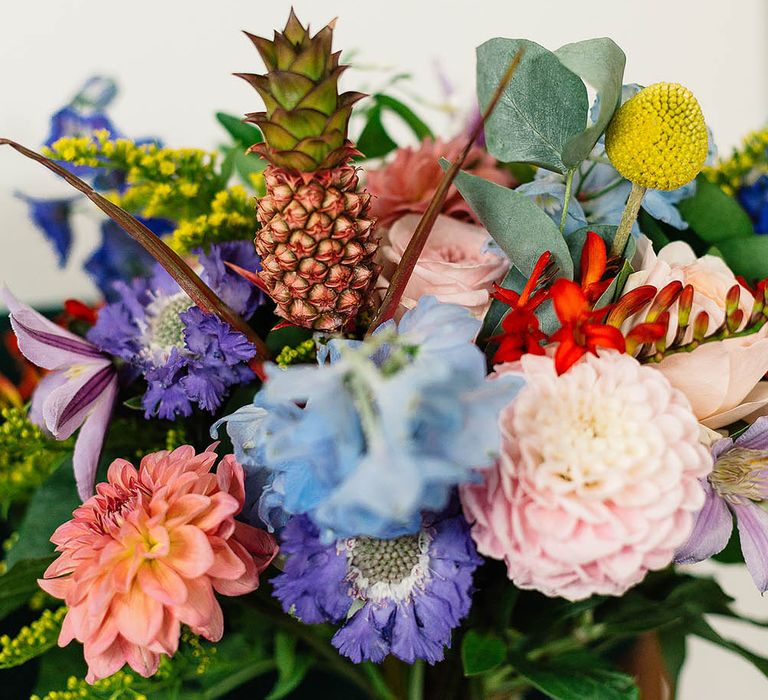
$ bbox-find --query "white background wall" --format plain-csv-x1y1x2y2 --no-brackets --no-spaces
1,1,767,696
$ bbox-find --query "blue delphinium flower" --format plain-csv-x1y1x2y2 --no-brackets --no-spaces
87,241,264,419
15,194,76,266
273,511,482,664
214,296,523,540
737,174,768,234
84,218,174,298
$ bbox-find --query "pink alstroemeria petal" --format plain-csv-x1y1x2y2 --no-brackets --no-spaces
44,361,115,439
2,287,103,369
732,501,768,593
73,377,118,501
674,480,733,564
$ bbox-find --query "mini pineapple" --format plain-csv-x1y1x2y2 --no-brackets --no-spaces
239,10,377,331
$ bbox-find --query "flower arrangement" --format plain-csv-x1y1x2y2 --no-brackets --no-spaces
3,10,768,699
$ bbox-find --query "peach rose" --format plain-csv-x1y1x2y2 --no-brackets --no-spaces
378,214,510,318
624,238,768,428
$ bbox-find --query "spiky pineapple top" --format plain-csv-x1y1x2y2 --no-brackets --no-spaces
237,10,364,171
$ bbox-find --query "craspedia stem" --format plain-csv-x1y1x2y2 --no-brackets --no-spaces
611,182,646,258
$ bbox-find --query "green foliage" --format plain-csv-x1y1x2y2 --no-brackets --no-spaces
478,38,623,174
0,557,55,621
451,167,574,280
461,630,506,676
0,406,71,513
266,631,313,700
356,94,433,160
677,175,754,243
554,39,626,168
714,237,768,281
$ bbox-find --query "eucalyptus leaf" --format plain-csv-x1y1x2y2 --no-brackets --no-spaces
477,38,588,173
555,38,626,167
452,168,574,280
461,630,507,676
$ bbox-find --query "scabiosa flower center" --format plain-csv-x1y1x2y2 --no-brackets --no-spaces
144,292,193,356
710,447,768,504
345,532,431,602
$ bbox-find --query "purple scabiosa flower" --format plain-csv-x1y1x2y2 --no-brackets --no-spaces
273,512,482,664
2,289,118,500
676,417,768,591
86,241,263,420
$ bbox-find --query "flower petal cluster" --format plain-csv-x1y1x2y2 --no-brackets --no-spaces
3,289,118,500
216,297,523,540
366,137,512,227
676,417,768,591
272,512,481,664
378,214,510,318
461,351,711,601
38,446,277,682
87,241,264,419
625,238,768,428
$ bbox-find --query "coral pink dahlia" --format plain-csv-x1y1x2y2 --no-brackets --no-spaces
39,445,278,682
460,352,712,601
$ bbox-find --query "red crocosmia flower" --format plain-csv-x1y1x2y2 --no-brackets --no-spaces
550,278,625,374
490,252,553,363
579,231,614,304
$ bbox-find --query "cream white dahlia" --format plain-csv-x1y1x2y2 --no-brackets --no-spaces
460,351,712,601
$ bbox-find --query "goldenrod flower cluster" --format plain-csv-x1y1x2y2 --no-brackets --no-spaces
44,132,259,255
605,82,709,191
0,407,70,510
706,126,768,195
168,186,256,254
0,607,67,669
276,338,317,367
31,672,145,700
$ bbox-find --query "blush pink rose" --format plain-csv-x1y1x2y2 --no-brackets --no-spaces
624,238,768,429
378,214,510,318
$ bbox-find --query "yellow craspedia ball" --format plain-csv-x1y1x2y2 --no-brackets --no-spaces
605,82,708,191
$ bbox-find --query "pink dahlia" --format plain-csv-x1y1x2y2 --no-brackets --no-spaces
461,352,712,601
366,137,513,228
39,445,278,682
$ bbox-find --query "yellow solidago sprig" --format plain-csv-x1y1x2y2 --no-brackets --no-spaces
276,338,317,367
707,126,768,195
0,606,67,669
0,406,71,512
168,185,256,254
605,82,708,256
44,131,259,255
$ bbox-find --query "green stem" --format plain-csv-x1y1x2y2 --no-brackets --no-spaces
559,168,575,233
611,182,646,258
581,176,626,202
574,161,597,198
407,660,425,700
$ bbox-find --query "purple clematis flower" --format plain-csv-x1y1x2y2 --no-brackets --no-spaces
676,417,768,591
3,289,118,501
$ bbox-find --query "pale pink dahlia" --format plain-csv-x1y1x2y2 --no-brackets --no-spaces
461,352,712,601
39,446,278,682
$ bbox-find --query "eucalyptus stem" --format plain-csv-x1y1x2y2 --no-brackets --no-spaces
611,181,646,257
559,168,575,233
407,660,425,700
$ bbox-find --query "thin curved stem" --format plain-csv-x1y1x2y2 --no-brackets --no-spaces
559,168,575,233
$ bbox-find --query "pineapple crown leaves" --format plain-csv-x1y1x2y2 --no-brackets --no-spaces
238,9,365,171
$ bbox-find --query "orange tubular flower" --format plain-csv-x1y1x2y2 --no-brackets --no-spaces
550,279,625,374
490,251,553,363
580,231,614,303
